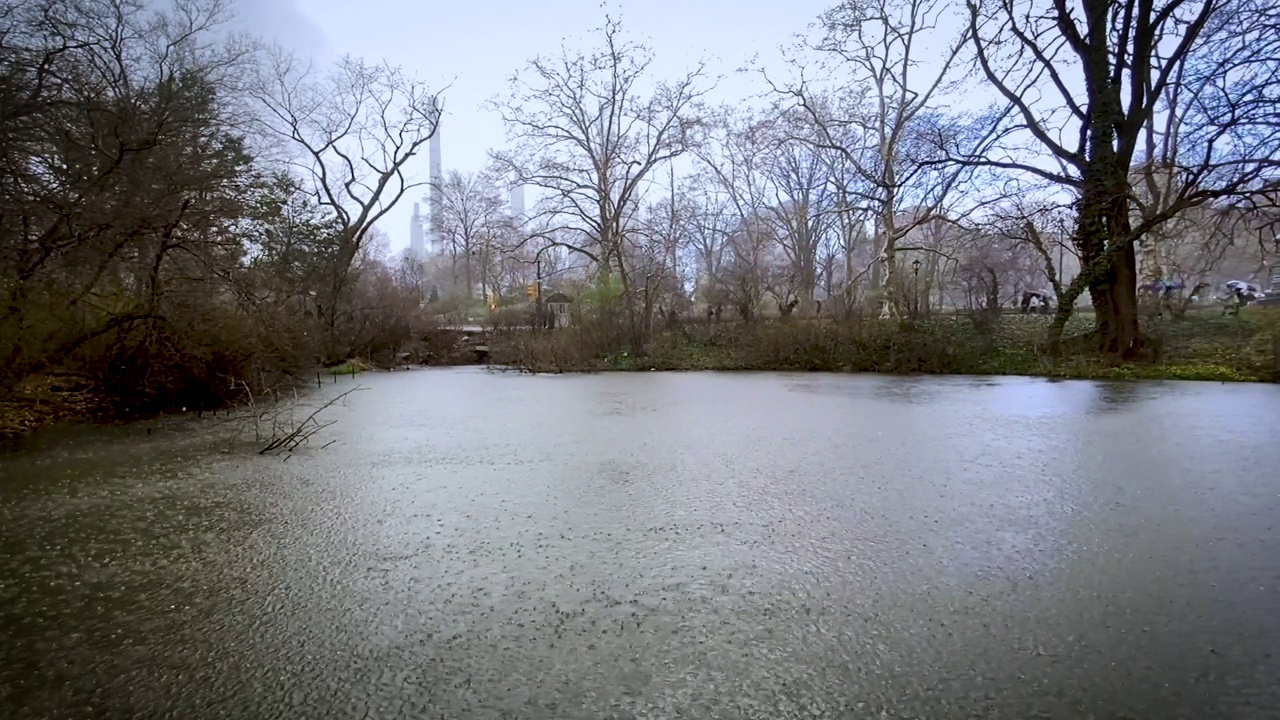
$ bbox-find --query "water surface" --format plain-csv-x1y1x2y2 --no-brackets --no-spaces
2,370,1278,719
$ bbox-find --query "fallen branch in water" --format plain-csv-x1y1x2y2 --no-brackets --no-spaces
225,382,364,455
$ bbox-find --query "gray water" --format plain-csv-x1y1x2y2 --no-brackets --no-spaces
2,370,1278,720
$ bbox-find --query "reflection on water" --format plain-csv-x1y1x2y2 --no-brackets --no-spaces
2,370,1278,719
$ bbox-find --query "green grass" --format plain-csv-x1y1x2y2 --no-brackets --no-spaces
328,360,366,376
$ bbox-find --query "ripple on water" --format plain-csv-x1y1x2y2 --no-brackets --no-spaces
1,370,1278,719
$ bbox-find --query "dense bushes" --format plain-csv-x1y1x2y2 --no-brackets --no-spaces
0,0,434,424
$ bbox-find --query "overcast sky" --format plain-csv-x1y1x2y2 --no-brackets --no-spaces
229,0,835,253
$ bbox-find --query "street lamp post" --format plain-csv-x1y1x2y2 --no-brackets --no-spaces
911,258,922,319
534,244,552,329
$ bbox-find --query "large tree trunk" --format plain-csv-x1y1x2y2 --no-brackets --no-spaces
798,256,817,315
1070,16,1141,358
1074,13,1142,358
876,207,899,320
1093,242,1141,355
1072,182,1142,357
463,253,473,300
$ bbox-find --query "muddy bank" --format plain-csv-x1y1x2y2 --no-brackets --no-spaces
0,375,116,441
402,327,492,366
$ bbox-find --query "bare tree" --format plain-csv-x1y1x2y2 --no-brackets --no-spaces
692,108,781,305
895,213,968,315
774,0,987,319
630,194,691,332
719,221,773,323
975,195,1079,312
489,16,709,348
434,170,509,300
251,49,442,354
677,173,738,312
761,117,839,314
964,0,1280,355
1132,27,1278,293
819,148,878,317
0,0,458,429
953,233,1012,313
393,247,429,308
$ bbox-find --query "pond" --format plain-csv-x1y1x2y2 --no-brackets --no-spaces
2,369,1278,719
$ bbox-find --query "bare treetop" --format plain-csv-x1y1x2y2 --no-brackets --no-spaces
966,0,1279,200
249,47,443,344
765,0,995,317
488,16,711,267
252,50,442,236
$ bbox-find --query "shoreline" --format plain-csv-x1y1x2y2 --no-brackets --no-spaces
6,361,1270,445
5,313,1276,442
500,360,1277,383
0,359,474,444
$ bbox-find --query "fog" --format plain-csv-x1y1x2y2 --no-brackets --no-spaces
225,0,330,55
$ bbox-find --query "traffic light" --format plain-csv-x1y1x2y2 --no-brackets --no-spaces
526,283,539,300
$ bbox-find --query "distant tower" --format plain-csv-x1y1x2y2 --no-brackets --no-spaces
428,123,443,254
409,202,425,258
509,185,525,219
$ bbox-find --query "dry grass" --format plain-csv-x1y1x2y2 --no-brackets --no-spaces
491,307,1279,383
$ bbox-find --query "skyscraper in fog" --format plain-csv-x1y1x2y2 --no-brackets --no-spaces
428,124,443,254
509,185,525,219
407,122,444,258
409,202,425,258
